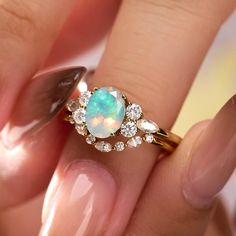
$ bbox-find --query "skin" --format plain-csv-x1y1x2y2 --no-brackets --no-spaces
0,0,236,235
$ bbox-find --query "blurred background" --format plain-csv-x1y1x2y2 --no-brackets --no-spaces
0,10,235,236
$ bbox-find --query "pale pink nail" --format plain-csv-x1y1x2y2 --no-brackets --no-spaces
40,160,117,236
183,95,236,208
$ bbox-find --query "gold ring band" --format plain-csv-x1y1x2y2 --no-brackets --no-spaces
153,128,182,152
64,68,182,153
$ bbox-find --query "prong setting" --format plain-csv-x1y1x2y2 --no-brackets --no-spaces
65,87,159,152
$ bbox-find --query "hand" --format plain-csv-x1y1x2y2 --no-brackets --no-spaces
0,1,235,236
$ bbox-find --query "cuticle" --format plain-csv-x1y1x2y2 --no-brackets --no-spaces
63,159,119,189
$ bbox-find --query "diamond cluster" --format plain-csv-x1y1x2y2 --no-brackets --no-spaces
66,91,91,136
66,87,160,152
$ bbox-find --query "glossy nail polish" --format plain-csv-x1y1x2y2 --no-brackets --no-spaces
183,95,236,208
40,160,117,236
1,67,86,146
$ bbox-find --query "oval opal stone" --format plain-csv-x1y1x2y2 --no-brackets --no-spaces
85,87,126,138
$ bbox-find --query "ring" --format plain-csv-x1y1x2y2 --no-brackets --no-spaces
64,75,182,153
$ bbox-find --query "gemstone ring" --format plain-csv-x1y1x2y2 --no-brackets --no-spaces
64,85,182,153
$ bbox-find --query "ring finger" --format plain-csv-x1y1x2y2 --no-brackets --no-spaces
41,1,236,235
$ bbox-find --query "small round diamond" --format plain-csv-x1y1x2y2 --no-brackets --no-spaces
95,141,112,152
79,91,91,107
127,136,142,148
144,134,154,143
66,99,80,112
114,142,125,152
75,124,87,136
121,121,137,137
126,104,142,120
86,134,96,144
72,108,86,124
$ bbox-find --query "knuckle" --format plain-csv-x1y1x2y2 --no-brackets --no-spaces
100,62,167,119
0,0,39,41
126,0,228,30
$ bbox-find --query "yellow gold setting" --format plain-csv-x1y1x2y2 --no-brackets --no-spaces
65,85,181,153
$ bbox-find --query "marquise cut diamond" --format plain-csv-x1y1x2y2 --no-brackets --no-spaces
95,141,112,152
137,119,159,133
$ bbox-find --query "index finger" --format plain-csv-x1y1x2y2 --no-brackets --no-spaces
0,0,76,128
0,0,119,208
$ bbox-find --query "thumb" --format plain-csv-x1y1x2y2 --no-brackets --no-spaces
125,94,236,236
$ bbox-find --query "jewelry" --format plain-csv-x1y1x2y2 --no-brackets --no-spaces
64,84,181,153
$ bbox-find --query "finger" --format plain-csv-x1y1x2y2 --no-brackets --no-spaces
0,0,118,208
40,1,236,236
0,67,85,208
0,0,117,130
0,0,76,130
125,95,236,236
0,0,80,129
46,0,120,66
206,200,234,236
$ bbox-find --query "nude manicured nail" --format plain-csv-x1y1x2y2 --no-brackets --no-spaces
1,67,86,146
183,95,236,208
40,161,117,236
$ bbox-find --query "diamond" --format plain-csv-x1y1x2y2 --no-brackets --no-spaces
126,104,142,120
144,134,154,143
72,108,86,124
85,87,126,138
79,91,91,107
121,121,137,137
127,136,142,148
95,141,112,152
66,99,80,112
137,119,159,133
65,115,75,124
86,134,96,144
75,124,87,136
114,142,125,152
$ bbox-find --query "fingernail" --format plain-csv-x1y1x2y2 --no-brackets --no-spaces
234,207,236,229
40,160,117,236
1,67,86,146
183,95,236,208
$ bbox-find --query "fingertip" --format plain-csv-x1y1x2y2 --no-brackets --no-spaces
40,160,117,236
183,94,236,209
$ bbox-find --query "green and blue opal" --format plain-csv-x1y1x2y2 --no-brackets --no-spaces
85,87,126,138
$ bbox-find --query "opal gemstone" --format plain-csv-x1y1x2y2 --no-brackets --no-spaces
85,87,126,138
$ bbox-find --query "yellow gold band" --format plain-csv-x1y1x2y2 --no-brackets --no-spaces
153,128,182,152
